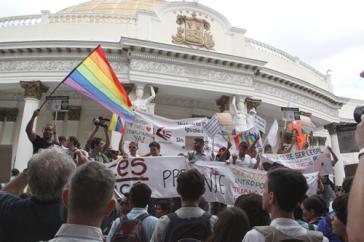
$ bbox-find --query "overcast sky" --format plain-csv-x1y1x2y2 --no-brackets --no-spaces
0,0,363,100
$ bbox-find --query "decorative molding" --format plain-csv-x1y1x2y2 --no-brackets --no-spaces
156,95,218,111
245,97,261,111
216,95,230,112
0,108,18,121
130,59,253,86
253,82,337,117
20,81,48,99
171,12,214,49
324,123,338,135
0,60,128,73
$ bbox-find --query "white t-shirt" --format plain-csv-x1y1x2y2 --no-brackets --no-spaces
243,218,329,242
234,154,255,168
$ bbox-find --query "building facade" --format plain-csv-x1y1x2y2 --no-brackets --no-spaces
0,0,362,184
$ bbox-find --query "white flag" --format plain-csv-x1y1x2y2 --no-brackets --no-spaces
267,119,279,147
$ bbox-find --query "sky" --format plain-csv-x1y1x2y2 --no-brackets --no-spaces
0,0,363,100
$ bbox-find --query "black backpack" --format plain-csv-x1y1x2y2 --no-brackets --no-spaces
163,212,212,242
110,213,150,242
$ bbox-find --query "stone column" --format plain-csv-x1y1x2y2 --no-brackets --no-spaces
14,81,48,170
0,108,18,144
325,123,345,185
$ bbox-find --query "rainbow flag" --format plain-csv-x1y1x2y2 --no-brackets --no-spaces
232,129,257,149
64,45,134,123
109,113,125,134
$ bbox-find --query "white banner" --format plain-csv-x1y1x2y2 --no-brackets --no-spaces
261,147,324,173
107,158,317,205
106,156,188,197
266,119,279,147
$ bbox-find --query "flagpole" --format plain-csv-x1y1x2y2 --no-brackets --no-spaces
39,45,101,110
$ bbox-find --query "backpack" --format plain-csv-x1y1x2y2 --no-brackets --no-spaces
254,226,324,242
163,212,212,242
110,213,150,242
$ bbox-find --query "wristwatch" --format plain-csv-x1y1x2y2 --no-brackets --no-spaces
358,148,364,160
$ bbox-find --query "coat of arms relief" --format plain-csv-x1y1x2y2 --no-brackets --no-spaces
171,12,215,50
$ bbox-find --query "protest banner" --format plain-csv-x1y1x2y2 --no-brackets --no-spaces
261,147,325,173
106,156,188,198
124,113,153,145
107,158,320,205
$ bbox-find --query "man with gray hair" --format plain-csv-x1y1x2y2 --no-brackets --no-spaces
50,162,116,242
0,146,76,242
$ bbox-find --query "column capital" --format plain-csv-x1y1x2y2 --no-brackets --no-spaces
245,97,261,111
324,123,339,135
20,81,48,99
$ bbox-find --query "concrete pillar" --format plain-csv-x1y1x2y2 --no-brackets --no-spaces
325,123,345,185
0,109,18,144
14,81,48,170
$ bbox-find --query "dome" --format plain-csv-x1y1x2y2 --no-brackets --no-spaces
59,0,165,15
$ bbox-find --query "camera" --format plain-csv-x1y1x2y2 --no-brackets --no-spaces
93,116,110,128
354,106,364,123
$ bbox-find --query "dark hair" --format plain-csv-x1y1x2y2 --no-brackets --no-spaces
69,162,115,218
149,141,160,150
177,169,205,201
332,194,348,225
11,168,20,176
69,136,80,147
207,207,250,242
235,194,270,227
239,142,248,149
129,183,152,208
90,137,103,149
156,199,171,213
58,136,66,143
302,195,327,217
267,168,308,212
342,176,353,194
264,144,272,152
194,137,204,145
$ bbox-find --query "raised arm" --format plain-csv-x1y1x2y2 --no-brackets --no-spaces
85,125,99,146
231,96,237,114
327,146,338,166
2,171,28,196
144,86,156,104
348,119,364,242
26,109,40,142
118,134,126,157
102,126,111,152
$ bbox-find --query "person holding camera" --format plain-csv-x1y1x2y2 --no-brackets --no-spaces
85,118,111,163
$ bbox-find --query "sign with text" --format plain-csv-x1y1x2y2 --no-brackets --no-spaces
46,96,69,112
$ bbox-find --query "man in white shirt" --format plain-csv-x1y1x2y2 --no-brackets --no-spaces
232,141,255,168
243,168,328,242
50,162,116,242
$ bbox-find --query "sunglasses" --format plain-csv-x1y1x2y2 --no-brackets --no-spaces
129,146,137,149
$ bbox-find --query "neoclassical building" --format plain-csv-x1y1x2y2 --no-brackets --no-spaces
0,0,362,184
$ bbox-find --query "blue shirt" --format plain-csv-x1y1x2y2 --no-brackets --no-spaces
0,191,66,242
317,211,343,242
107,207,158,242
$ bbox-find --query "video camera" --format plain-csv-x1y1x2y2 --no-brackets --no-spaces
93,116,110,128
354,106,364,123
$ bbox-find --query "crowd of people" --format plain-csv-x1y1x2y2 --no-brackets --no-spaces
0,108,363,242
